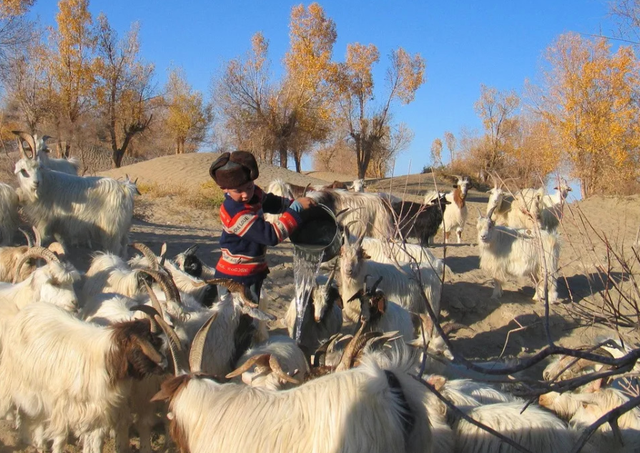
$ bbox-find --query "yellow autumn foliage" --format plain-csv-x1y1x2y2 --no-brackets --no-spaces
538,32,640,197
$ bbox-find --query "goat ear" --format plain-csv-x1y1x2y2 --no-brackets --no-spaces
584,378,603,393
427,375,447,391
47,242,66,258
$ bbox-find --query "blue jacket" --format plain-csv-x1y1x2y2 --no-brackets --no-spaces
215,186,302,285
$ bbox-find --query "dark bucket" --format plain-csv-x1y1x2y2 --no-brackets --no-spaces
289,203,341,262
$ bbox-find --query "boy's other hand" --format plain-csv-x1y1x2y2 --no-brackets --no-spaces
294,197,317,210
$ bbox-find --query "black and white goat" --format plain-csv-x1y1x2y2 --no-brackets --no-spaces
390,193,450,245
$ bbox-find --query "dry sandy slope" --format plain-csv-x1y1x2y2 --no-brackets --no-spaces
0,152,639,452
99,152,332,191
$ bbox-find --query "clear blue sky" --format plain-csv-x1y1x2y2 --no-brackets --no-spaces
27,0,619,175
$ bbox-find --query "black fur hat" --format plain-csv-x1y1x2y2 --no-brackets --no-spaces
209,151,259,188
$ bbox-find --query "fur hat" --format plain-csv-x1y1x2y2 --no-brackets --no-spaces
209,151,259,188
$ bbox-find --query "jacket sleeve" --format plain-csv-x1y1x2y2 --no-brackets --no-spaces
261,192,294,215
222,205,303,247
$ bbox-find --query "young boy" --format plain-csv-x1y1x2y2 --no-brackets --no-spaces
209,150,315,300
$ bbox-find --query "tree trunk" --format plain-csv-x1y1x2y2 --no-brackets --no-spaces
112,149,124,168
278,147,288,169
294,153,302,173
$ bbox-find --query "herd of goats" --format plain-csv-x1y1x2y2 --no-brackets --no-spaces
0,130,637,453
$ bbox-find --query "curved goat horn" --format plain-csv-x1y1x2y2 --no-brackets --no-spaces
336,321,368,372
137,268,182,306
313,333,343,367
18,227,33,248
326,261,338,287
130,243,160,270
189,312,219,374
225,354,270,379
32,226,42,247
269,355,301,385
13,131,35,159
141,279,165,318
132,305,189,375
370,276,383,294
205,278,258,308
130,304,160,334
13,247,61,283
184,244,199,256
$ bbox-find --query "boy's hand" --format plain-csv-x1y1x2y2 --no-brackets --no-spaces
294,197,317,210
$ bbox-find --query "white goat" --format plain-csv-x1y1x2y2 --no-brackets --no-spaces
308,189,395,239
173,244,217,281
0,183,19,246
517,182,572,231
477,208,560,303
340,226,442,323
14,131,80,175
152,322,433,453
540,388,640,453
486,184,547,231
361,236,445,276
437,175,471,243
263,179,295,224
226,335,309,390
350,178,365,192
15,156,136,255
129,248,218,308
453,402,577,453
0,303,166,453
79,291,173,453
424,374,577,452
169,278,272,377
0,248,80,360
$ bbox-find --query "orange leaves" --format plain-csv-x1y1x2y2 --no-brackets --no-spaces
538,32,640,196
165,68,211,154
51,0,97,122
391,48,426,105
0,0,34,17
285,2,336,89
342,42,379,99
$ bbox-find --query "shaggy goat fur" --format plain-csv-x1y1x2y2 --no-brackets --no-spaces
340,232,442,323
308,188,395,239
438,176,470,243
453,402,576,453
0,183,19,246
15,158,136,255
0,303,165,453
476,213,560,303
155,353,433,453
361,236,445,276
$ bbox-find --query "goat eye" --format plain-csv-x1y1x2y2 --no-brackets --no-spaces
20,169,28,177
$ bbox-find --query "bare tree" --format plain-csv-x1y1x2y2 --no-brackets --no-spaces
95,14,155,167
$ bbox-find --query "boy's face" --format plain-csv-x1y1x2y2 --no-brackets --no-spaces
223,180,255,203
